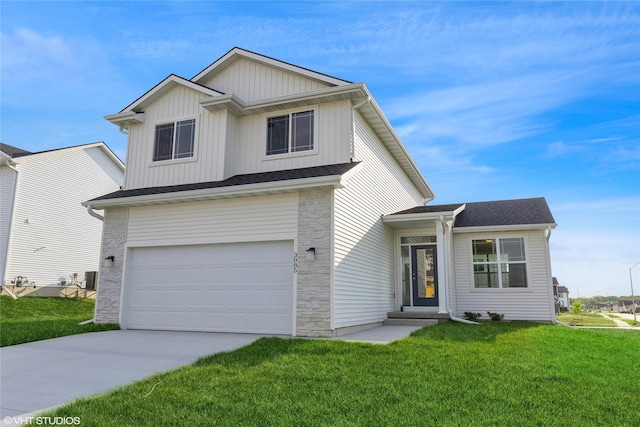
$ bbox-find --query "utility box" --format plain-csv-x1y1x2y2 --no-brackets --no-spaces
85,271,98,291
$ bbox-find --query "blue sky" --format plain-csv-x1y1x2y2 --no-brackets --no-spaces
1,1,639,298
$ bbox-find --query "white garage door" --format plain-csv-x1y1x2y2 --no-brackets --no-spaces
124,241,293,334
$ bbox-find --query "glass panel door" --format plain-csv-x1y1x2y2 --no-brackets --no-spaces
411,245,438,306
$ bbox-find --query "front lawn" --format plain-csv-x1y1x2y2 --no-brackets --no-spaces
44,322,639,426
0,296,119,346
556,311,617,327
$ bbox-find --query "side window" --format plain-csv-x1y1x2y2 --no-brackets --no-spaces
153,119,195,161
472,237,528,288
266,110,314,156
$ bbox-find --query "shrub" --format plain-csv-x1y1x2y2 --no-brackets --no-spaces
487,311,504,321
463,312,482,321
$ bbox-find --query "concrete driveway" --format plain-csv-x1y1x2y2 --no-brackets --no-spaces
0,330,267,420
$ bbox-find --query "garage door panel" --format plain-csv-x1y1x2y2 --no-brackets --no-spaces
125,241,293,334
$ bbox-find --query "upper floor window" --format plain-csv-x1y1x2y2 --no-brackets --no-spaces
266,110,314,156
472,238,528,288
153,119,195,161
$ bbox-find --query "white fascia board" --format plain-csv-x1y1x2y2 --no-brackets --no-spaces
359,87,435,202
382,211,458,224
109,75,223,118
452,223,558,233
104,111,146,127
192,48,350,87
84,175,345,209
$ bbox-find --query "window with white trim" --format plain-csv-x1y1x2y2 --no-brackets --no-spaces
472,238,528,288
153,119,195,161
266,110,314,155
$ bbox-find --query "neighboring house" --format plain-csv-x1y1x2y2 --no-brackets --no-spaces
1,142,124,297
86,47,557,337
552,277,570,312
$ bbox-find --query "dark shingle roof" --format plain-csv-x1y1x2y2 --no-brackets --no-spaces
454,197,555,228
89,162,359,202
0,143,32,157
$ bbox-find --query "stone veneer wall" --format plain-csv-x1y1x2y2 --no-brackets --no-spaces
94,207,128,324
296,189,333,337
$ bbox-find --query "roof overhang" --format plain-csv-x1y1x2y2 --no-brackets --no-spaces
84,174,347,209
200,84,368,116
382,205,466,229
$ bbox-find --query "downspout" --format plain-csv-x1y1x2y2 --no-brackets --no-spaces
440,215,479,325
545,226,557,324
119,126,128,135
350,96,370,161
80,204,104,324
2,160,19,299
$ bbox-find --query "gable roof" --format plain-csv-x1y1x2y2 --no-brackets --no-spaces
454,197,556,228
385,197,556,230
85,162,360,208
192,47,352,87
2,142,124,171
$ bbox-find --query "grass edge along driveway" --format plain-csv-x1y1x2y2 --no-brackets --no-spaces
44,322,639,426
0,296,118,347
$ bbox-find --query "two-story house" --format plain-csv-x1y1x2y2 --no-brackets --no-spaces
86,48,557,337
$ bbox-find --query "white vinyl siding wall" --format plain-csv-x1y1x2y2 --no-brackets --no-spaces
235,100,352,174
332,113,425,328
0,165,18,283
126,194,298,247
4,146,123,286
452,230,554,321
124,86,230,190
201,58,331,103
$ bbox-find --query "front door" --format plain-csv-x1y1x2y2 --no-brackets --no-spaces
411,245,438,306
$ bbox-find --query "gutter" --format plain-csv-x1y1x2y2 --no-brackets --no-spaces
86,204,104,221
350,96,370,161
2,160,19,299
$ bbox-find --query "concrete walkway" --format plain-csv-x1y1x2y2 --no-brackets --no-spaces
598,312,636,328
0,325,418,423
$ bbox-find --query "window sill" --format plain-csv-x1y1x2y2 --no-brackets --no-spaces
149,156,198,167
262,149,318,161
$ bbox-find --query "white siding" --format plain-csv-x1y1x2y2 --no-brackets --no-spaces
0,165,18,283
235,100,352,174
203,58,331,103
126,194,298,247
4,146,123,286
452,230,555,321
124,86,230,190
332,113,425,328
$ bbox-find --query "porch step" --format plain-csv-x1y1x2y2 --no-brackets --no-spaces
387,311,449,322
383,318,439,327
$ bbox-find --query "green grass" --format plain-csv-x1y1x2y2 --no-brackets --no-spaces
556,311,618,327
0,296,119,346
43,322,639,426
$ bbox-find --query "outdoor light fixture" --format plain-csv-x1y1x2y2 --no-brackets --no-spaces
306,247,316,261
104,256,115,268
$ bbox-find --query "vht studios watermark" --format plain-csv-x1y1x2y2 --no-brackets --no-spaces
3,416,80,426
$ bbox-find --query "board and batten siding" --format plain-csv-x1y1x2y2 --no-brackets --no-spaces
5,146,123,286
332,113,425,329
202,57,332,103
124,86,230,190
0,165,18,283
126,194,298,248
234,100,352,175
452,230,554,322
